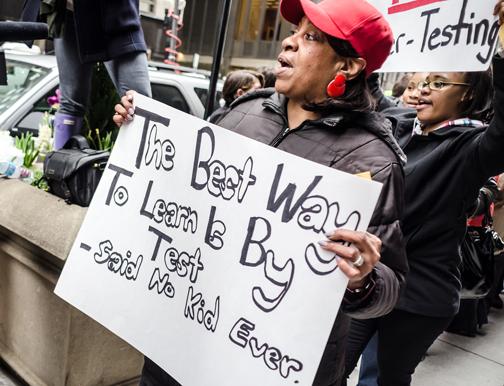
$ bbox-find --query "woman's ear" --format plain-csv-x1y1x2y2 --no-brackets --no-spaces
337,57,367,80
235,88,246,98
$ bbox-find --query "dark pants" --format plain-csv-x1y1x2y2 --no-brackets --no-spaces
357,333,378,386
55,10,151,117
345,309,452,386
139,357,180,386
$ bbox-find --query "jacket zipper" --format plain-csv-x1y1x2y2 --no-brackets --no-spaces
269,126,290,147
263,99,310,147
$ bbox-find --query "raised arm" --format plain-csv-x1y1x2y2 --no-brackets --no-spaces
477,52,504,176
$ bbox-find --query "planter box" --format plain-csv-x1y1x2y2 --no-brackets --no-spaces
0,179,142,386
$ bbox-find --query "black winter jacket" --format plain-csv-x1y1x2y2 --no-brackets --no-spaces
73,0,147,62
372,55,504,318
217,90,408,385
21,0,147,63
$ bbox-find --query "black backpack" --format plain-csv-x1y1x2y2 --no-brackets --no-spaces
43,135,109,207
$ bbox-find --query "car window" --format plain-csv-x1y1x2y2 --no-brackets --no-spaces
0,59,50,115
11,86,59,137
32,86,58,112
194,87,223,113
151,83,190,114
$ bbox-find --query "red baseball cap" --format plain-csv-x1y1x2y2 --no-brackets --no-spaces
280,0,393,76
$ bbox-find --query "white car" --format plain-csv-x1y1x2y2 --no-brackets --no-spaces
0,51,222,137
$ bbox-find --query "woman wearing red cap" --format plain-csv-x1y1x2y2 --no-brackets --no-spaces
114,0,407,384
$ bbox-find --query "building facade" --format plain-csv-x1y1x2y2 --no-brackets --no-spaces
141,0,290,71
0,0,401,86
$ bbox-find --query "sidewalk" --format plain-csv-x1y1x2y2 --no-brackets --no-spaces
1,308,503,386
413,307,504,386
349,304,504,386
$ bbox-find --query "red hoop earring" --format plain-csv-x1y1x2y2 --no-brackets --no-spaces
327,73,347,98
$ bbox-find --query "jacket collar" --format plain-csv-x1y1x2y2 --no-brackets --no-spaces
262,91,286,117
262,92,406,166
423,119,486,137
262,92,344,128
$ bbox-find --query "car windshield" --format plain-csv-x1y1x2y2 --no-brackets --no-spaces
0,59,50,115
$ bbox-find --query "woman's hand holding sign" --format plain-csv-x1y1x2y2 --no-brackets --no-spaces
318,229,381,291
113,91,136,127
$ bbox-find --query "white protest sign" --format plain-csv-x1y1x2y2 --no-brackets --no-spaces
55,95,382,386
368,0,499,72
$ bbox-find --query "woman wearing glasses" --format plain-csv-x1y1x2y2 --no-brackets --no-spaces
345,3,504,382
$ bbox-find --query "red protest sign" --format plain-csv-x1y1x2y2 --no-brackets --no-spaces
388,0,446,14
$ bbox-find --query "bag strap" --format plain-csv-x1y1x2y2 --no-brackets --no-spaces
63,135,90,150
60,179,72,202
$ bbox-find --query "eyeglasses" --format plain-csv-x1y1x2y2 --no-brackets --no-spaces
417,80,471,91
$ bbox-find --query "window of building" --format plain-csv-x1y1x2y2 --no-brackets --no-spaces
140,0,156,14
235,0,281,42
261,0,280,41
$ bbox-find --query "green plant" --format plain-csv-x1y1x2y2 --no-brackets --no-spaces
31,169,49,191
15,132,40,168
85,128,116,152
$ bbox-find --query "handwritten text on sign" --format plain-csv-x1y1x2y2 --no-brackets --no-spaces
54,95,382,386
369,0,499,72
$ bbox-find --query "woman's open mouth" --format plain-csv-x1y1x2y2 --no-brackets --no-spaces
415,98,432,112
276,55,293,77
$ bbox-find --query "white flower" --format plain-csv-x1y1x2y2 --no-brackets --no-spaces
36,112,54,153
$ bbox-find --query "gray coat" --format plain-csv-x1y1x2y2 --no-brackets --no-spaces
217,89,408,385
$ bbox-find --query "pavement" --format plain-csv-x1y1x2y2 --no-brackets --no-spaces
1,302,503,386
348,299,504,386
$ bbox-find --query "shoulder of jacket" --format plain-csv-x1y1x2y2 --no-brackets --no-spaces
229,87,276,108
339,112,407,166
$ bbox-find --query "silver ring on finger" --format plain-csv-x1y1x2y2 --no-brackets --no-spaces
353,254,364,268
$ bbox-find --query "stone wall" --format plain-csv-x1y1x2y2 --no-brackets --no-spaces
0,179,143,386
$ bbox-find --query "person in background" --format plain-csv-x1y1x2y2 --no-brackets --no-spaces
391,74,410,99
21,0,152,149
372,72,428,111
400,72,429,108
114,0,408,384
356,71,427,386
345,2,504,384
445,177,501,336
488,174,504,309
207,70,264,124
257,65,277,88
